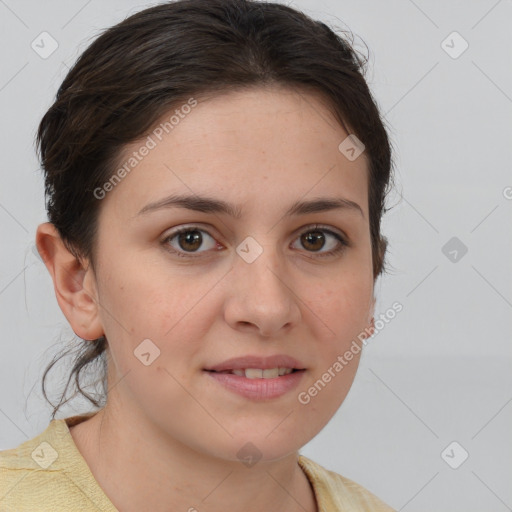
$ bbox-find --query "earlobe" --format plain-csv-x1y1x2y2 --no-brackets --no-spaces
365,296,376,338
367,316,375,338
35,222,104,341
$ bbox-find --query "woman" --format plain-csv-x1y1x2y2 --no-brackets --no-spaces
0,0,396,510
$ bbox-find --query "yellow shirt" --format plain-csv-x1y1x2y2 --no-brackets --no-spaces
0,414,395,511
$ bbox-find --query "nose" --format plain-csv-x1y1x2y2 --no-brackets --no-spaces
223,245,301,339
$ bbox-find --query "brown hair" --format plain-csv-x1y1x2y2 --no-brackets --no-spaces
37,0,395,418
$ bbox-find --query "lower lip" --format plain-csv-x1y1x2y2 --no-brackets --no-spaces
204,370,305,400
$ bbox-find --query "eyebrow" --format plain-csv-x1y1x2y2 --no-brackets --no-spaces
136,194,364,219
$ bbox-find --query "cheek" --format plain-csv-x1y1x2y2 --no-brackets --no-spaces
100,268,219,373
104,257,205,329
303,273,373,340
298,273,370,416
295,342,361,434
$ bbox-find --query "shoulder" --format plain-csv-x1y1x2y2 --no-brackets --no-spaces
0,416,116,512
298,455,396,512
0,421,58,510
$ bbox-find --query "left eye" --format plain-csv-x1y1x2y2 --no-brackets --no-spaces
291,227,346,257
162,225,347,259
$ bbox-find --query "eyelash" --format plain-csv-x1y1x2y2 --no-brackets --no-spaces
161,224,348,260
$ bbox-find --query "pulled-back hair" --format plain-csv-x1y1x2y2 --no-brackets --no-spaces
37,0,395,418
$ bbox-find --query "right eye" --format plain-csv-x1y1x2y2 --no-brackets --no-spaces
162,226,221,258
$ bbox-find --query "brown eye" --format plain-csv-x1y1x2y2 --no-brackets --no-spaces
163,226,218,258
177,230,203,251
292,226,347,258
301,230,326,251
162,224,347,260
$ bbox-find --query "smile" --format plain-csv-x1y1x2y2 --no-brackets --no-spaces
209,367,296,378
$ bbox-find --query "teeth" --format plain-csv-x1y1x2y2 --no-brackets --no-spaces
230,368,294,378
263,368,279,378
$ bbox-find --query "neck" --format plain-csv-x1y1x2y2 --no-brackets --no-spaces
68,404,318,512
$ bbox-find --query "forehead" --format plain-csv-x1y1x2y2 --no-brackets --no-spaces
103,86,369,219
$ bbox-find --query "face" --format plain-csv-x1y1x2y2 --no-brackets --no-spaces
80,86,375,462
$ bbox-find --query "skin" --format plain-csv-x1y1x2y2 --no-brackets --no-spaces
36,85,376,512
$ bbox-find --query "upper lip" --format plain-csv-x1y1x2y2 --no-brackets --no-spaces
204,354,306,372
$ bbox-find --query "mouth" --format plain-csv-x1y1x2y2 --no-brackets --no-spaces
203,354,306,399
204,366,306,400
205,368,304,379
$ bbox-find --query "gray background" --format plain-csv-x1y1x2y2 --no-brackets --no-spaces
1,0,511,510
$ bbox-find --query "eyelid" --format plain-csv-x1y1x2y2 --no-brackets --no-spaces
162,223,221,244
162,224,220,257
292,223,348,244
161,222,349,258
163,222,348,242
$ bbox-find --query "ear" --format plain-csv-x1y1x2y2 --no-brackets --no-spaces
365,295,376,338
35,222,104,341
